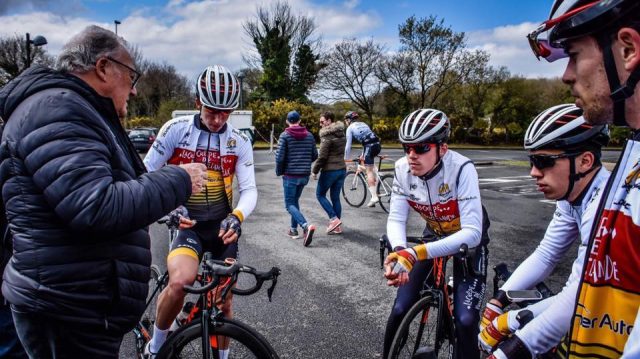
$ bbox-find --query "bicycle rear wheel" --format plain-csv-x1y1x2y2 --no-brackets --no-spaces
342,171,367,207
377,174,394,213
388,293,455,359
156,319,279,359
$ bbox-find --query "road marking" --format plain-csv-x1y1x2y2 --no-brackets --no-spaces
479,175,531,184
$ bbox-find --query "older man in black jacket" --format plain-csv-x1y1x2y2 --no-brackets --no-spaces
0,25,206,358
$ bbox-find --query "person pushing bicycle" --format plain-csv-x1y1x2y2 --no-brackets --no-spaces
383,108,490,359
143,65,257,358
478,104,610,358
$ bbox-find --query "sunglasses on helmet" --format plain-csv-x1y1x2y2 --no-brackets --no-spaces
526,1,599,62
402,143,435,155
529,152,578,170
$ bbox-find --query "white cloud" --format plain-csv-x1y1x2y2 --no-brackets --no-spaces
467,22,568,79
0,0,379,82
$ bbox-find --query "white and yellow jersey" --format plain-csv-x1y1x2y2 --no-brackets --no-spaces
143,114,257,222
386,150,484,258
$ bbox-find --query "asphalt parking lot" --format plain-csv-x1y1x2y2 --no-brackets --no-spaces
120,148,621,358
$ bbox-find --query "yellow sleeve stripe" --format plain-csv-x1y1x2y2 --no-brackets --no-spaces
232,209,244,222
167,247,198,261
414,244,428,260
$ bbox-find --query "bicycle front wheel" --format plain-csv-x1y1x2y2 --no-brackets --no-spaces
342,171,367,207
388,294,455,359
157,319,279,359
377,174,394,214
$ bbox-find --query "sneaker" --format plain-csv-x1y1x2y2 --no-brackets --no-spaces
144,342,157,359
326,218,342,234
332,224,343,234
367,198,379,207
303,224,315,247
287,228,300,239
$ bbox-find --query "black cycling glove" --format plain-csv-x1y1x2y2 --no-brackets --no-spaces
220,213,242,238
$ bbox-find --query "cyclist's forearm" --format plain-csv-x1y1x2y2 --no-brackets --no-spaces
234,186,257,221
502,250,556,291
425,226,481,258
387,194,410,249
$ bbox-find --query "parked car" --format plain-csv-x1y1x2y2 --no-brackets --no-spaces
128,127,158,152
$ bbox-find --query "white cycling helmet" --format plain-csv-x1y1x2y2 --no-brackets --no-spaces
197,65,240,110
524,104,609,151
399,109,450,144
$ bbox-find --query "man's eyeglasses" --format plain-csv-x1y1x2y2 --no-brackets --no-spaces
529,152,578,170
106,56,141,89
526,1,599,62
402,143,435,155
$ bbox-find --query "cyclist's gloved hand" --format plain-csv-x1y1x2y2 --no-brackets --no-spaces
489,334,533,359
169,206,196,229
219,213,242,245
383,244,427,286
480,290,510,331
478,309,524,353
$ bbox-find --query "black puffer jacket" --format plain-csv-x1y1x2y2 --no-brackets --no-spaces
0,66,191,333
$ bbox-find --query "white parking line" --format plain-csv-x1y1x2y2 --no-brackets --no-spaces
479,175,531,184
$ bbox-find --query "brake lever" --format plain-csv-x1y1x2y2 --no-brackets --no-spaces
266,267,280,302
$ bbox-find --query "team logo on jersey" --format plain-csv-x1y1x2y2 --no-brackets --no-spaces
438,183,451,198
410,183,418,190
227,138,237,149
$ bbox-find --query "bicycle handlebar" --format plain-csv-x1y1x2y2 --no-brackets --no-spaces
182,259,281,302
378,234,483,277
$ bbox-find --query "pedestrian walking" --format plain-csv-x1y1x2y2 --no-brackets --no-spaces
275,111,318,247
312,111,347,235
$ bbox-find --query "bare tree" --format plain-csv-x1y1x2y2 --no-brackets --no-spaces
398,15,470,108
0,34,53,86
316,38,384,121
376,52,416,114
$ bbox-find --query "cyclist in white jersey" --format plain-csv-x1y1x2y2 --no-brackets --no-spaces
344,111,382,207
478,104,610,358
383,108,490,359
142,65,257,359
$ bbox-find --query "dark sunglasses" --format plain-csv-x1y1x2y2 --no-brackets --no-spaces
529,152,578,170
106,56,141,89
526,1,599,62
402,143,434,155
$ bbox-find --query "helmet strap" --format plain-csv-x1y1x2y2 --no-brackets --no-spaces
562,154,598,202
419,144,443,180
597,33,640,127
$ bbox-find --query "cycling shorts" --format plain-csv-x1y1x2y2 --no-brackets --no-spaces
363,142,381,165
168,219,238,261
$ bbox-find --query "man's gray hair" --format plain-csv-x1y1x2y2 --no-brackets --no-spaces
56,25,130,73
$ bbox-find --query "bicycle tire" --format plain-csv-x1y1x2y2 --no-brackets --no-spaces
388,293,455,359
342,170,367,207
156,319,279,359
377,174,394,213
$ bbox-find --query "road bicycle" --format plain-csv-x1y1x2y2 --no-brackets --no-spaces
156,256,281,358
132,212,281,359
342,155,394,213
379,235,553,359
380,234,480,359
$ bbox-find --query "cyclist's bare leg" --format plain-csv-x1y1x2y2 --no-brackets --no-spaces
214,283,235,350
156,253,199,329
365,165,377,187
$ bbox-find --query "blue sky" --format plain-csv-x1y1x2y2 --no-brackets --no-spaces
0,0,566,82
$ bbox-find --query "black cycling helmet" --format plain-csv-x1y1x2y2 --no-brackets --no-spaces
399,109,450,144
344,111,359,121
524,104,609,151
529,0,640,126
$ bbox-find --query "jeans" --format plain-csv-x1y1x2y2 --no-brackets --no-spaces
0,302,26,358
316,169,346,220
11,306,124,359
283,176,310,229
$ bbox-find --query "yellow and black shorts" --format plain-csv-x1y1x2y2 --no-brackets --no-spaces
168,219,238,262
